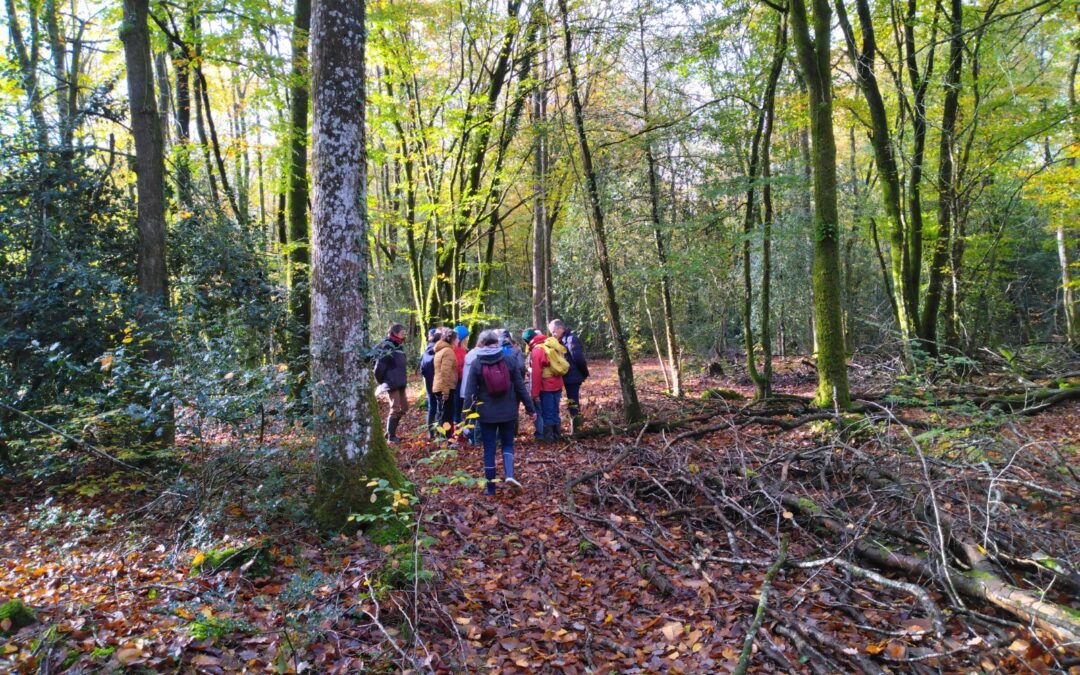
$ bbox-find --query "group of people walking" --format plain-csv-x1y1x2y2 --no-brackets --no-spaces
372,320,590,495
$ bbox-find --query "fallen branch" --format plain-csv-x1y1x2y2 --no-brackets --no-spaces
733,535,789,675
0,401,157,478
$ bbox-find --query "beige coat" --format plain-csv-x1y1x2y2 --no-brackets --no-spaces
432,341,458,396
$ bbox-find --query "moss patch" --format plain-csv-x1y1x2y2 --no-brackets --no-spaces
313,387,410,534
702,388,745,401
0,599,36,634
193,546,273,577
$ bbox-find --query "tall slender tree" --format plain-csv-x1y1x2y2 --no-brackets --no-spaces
639,11,683,398
920,0,963,351
309,0,404,531
558,0,643,423
789,0,851,407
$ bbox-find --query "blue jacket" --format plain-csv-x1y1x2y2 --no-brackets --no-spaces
560,331,590,385
463,346,535,424
373,337,408,390
419,343,436,390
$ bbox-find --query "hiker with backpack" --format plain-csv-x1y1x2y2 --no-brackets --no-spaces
529,329,570,442
419,327,439,439
373,323,409,443
431,327,459,439
463,330,536,495
549,319,590,434
452,325,469,428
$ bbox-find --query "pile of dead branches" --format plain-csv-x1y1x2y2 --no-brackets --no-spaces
563,406,1080,672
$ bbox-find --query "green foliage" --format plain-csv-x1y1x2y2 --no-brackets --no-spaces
187,614,253,641
0,600,36,634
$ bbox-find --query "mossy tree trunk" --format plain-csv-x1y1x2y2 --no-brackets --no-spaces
287,0,311,400
309,0,405,533
789,0,851,408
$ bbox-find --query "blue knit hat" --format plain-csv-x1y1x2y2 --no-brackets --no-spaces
454,325,469,341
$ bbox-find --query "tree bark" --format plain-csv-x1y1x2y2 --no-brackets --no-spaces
287,0,312,399
558,0,642,423
309,0,404,532
789,0,851,408
121,0,173,444
920,0,962,351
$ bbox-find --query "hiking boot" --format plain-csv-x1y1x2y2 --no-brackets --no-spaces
386,418,401,443
504,477,523,494
541,425,556,444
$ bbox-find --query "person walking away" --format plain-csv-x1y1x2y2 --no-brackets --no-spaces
549,319,590,434
373,323,409,443
529,330,569,442
419,328,439,439
464,330,536,495
522,328,544,439
452,325,469,429
431,328,459,440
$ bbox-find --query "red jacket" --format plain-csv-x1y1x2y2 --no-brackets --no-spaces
454,344,467,380
529,334,564,399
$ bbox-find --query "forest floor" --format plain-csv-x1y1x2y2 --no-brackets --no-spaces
2,357,1079,673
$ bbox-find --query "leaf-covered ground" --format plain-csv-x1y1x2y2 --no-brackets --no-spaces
2,359,1078,673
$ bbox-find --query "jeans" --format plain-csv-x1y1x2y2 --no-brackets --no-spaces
564,382,581,419
432,392,454,437
424,383,437,437
539,390,561,430
533,402,544,438
451,385,463,424
481,420,517,494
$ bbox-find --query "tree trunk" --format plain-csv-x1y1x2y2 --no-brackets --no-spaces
1059,52,1078,348
171,12,193,210
639,14,682,398
121,0,173,444
790,0,851,408
741,15,784,401
287,0,312,399
920,0,962,351
758,17,784,398
558,0,642,423
903,0,936,330
309,0,404,533
531,80,548,330
835,0,914,342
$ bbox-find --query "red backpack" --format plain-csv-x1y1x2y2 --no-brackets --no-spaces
481,359,511,396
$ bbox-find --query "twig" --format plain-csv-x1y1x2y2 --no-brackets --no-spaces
733,535,789,675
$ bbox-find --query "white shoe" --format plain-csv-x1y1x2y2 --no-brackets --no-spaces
504,477,523,494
